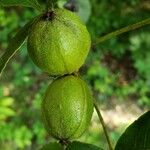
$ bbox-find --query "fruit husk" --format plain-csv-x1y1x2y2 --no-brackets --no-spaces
41,75,94,140
27,8,91,76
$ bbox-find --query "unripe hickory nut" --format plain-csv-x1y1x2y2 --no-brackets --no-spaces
41,75,94,140
27,8,91,76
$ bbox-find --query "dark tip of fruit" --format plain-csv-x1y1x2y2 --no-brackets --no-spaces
42,11,55,21
59,139,70,146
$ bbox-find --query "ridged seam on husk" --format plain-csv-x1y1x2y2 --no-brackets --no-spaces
67,77,87,139
59,77,65,139
54,76,83,139
52,18,90,74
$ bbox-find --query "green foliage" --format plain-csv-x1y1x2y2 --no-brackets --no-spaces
86,61,116,100
0,97,15,121
115,111,150,150
77,0,91,23
0,0,149,149
85,0,150,107
0,123,33,149
0,9,47,146
0,19,35,76
131,32,150,79
0,0,41,10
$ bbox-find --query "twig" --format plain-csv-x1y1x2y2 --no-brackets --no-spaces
94,100,113,150
62,145,66,150
93,18,150,45
59,139,68,150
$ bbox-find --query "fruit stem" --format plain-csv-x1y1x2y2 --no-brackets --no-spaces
93,17,150,45
46,0,54,11
59,139,69,150
94,100,114,150
61,145,66,150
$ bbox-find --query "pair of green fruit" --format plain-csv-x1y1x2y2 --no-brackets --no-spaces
27,8,93,141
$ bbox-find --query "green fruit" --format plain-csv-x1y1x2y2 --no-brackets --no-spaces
27,8,91,76
41,75,93,140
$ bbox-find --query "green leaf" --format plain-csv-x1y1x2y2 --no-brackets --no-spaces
14,126,33,148
0,97,14,107
0,19,34,77
77,0,91,23
0,107,15,119
115,111,150,150
66,141,103,150
39,142,61,150
0,0,41,10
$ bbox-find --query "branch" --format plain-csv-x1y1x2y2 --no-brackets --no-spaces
94,100,113,150
93,18,150,45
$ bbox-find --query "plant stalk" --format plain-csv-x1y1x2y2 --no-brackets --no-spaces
46,0,58,11
93,18,150,45
62,145,66,150
94,100,113,150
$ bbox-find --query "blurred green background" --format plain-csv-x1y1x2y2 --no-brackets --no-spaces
0,0,150,149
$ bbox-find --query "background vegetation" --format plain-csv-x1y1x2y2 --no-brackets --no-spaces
0,0,149,149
